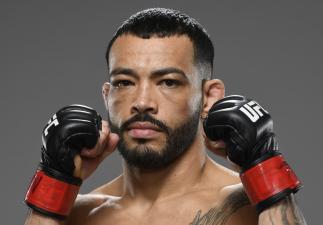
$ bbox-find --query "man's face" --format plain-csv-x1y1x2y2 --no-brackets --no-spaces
105,34,202,169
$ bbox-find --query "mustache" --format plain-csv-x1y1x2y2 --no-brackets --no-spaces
120,113,170,136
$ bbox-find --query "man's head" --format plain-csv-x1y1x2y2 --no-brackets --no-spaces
106,8,214,81
103,8,224,170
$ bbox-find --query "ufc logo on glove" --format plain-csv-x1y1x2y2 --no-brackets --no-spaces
44,114,59,136
239,101,268,122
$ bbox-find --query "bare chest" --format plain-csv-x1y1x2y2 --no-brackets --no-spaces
83,189,250,225
86,204,209,225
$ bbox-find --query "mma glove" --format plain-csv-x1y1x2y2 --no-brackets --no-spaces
25,104,102,219
203,95,302,213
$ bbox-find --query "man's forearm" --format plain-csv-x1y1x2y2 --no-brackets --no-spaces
259,194,307,225
24,210,64,225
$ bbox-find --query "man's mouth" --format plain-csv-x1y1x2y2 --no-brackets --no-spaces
127,121,162,139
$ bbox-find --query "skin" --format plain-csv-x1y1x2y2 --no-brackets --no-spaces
24,35,306,225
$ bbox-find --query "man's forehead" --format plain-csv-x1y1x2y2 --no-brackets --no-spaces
109,34,195,72
111,33,193,48
110,35,194,59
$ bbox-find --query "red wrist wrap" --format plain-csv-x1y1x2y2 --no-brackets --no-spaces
240,155,301,206
25,170,80,217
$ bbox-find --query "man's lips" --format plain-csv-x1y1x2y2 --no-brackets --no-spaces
127,122,162,139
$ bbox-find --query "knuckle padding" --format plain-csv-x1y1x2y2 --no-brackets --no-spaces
57,106,102,130
41,104,102,172
214,95,245,105
58,104,96,113
59,120,98,144
58,110,98,123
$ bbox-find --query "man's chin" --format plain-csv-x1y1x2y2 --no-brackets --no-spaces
117,144,175,170
123,136,166,151
119,141,165,155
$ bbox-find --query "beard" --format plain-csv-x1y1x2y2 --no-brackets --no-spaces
108,107,201,170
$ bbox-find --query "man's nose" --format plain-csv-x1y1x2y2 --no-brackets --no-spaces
131,83,158,114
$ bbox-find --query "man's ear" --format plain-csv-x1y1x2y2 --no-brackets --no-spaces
102,82,110,110
201,79,225,119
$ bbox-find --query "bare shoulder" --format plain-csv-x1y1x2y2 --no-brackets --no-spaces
90,175,124,196
65,193,120,225
191,183,258,225
220,183,258,225
65,175,123,225
215,160,258,225
191,158,258,225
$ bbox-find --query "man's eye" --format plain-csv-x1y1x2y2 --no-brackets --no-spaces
112,80,133,88
160,79,181,88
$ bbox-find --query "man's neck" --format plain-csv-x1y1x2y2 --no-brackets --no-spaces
122,131,208,203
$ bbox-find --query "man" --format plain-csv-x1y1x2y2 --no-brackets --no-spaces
24,8,307,225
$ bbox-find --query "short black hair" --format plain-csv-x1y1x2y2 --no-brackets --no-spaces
106,8,214,79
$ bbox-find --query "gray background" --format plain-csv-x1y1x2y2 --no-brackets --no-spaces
1,0,321,224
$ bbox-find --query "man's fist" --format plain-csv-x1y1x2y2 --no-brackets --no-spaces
25,104,103,219
41,104,102,178
203,95,301,213
203,95,277,170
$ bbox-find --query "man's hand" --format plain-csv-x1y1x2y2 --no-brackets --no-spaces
203,135,227,157
203,95,302,213
25,105,119,220
75,120,119,180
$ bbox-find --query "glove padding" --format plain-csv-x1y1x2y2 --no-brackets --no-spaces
25,104,102,219
203,95,277,170
41,104,102,179
203,95,301,213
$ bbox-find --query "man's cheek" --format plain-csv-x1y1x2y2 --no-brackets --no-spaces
174,102,200,126
107,109,124,136
108,101,125,126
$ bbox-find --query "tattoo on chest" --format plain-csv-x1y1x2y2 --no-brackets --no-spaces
189,189,250,225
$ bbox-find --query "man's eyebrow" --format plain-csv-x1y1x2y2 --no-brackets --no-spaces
109,67,187,79
152,67,187,79
109,68,138,78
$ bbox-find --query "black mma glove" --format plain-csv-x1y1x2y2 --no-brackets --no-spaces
25,104,102,219
203,95,302,213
